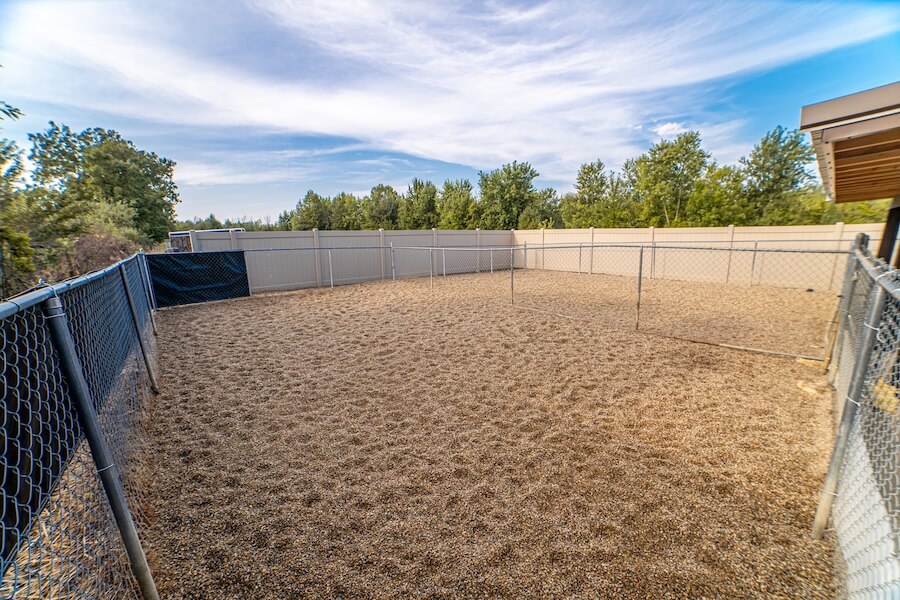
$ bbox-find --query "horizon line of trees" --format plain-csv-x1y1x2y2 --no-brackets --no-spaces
177,127,886,235
2,76,890,299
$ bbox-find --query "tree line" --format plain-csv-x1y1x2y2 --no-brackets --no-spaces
1,101,179,297
2,84,888,299
179,127,885,235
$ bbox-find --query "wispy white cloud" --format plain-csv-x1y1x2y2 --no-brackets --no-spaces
1,0,898,193
653,122,689,138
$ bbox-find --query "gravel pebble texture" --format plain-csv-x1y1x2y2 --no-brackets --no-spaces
144,272,837,598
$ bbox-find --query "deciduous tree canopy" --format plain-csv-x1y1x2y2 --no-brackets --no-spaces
1,113,179,297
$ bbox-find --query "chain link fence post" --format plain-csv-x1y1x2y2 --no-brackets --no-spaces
750,241,759,285
390,242,396,281
42,295,160,600
510,246,515,304
812,259,888,539
725,224,735,283
826,234,866,377
328,249,334,288
313,228,322,288
635,245,644,330
138,251,158,335
119,264,159,393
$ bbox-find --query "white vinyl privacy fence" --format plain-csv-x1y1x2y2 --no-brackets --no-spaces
178,223,883,295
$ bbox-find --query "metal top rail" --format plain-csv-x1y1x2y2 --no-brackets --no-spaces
392,243,851,254
0,252,145,320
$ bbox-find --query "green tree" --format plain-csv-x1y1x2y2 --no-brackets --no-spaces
398,178,439,229
477,161,555,229
836,199,890,224
28,122,179,241
0,137,35,297
362,184,401,229
561,160,639,228
291,190,331,230
633,131,709,227
517,188,560,229
276,209,294,230
330,192,362,230
682,164,746,226
438,179,478,229
741,126,814,224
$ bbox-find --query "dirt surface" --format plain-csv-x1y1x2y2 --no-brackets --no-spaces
511,270,837,356
145,273,837,598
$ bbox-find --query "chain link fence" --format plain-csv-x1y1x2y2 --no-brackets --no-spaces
8,238,888,596
215,242,845,358
1,253,158,599
814,235,900,597
509,243,845,357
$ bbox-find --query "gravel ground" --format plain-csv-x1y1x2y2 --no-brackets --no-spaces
144,273,837,598
511,270,837,356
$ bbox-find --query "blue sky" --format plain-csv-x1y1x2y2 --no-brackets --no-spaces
1,0,898,221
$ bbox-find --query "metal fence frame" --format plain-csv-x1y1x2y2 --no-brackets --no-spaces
1,253,159,599
813,234,900,597
6,236,898,596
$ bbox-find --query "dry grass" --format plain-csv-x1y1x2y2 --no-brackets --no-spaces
144,272,837,598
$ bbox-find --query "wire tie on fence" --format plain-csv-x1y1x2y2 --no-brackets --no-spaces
875,270,894,282
845,395,860,407
96,463,115,473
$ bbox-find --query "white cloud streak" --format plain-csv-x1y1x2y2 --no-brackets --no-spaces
1,0,898,186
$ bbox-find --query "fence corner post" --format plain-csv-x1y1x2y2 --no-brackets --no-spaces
42,295,161,600
649,226,655,279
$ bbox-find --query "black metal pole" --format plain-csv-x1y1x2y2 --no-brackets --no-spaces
135,255,158,336
119,265,159,393
878,200,900,265
42,295,160,600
